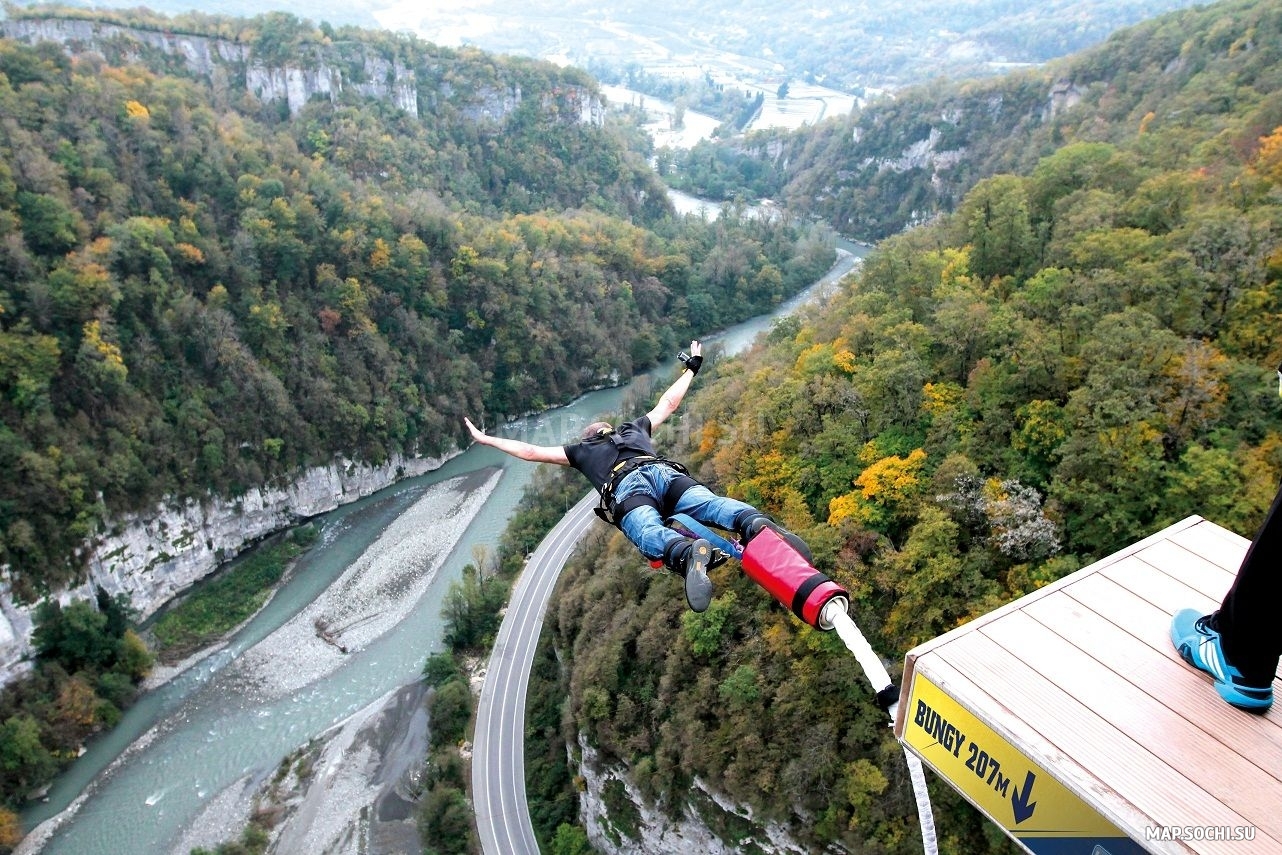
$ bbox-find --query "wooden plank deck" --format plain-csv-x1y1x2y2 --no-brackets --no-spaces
894,516,1282,855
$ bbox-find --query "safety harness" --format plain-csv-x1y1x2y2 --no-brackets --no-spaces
593,454,701,528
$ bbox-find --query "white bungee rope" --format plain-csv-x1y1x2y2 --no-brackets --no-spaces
822,599,940,855
674,519,938,853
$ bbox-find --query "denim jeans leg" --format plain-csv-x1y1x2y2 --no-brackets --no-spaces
673,485,756,532
613,465,761,559
614,466,684,560
619,505,683,560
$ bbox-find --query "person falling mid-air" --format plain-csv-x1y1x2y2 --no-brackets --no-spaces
464,340,813,612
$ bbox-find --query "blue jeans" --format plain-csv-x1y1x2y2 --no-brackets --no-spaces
614,463,756,560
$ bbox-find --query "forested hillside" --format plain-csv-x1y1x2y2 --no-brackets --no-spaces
536,0,1282,851
673,0,1282,241
0,9,837,595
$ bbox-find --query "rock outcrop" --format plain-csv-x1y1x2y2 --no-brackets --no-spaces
0,16,605,125
0,450,452,686
576,737,816,854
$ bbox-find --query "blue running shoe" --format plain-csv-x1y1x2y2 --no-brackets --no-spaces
1170,609,1273,712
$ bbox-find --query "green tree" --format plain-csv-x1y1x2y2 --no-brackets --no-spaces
417,785,474,855
1179,207,1267,339
422,652,461,687
550,823,592,855
441,566,507,651
427,679,472,750
0,715,56,802
114,629,154,681
32,599,115,674
681,591,736,656
956,175,1036,282
16,191,83,257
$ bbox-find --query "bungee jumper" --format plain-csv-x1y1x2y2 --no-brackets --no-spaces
464,340,843,622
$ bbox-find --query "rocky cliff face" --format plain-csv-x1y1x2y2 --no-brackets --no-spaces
0,17,251,72
0,17,605,125
0,450,452,686
0,17,419,118
576,737,816,854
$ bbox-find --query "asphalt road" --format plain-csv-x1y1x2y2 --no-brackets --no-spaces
472,490,600,855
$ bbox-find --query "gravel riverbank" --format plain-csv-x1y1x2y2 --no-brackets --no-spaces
19,467,502,855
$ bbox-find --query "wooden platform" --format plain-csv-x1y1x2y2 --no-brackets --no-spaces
893,516,1282,855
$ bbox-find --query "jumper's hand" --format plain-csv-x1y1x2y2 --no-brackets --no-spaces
464,417,488,444
678,340,704,375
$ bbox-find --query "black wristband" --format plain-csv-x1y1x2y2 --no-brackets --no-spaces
679,353,703,375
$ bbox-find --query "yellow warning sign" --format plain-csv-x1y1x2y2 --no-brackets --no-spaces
901,672,1144,855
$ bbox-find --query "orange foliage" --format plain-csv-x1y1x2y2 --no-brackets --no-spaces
175,242,205,264
57,676,99,728
1253,126,1282,185
0,807,22,850
698,421,723,456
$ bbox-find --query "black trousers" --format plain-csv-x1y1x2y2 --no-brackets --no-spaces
1218,480,1282,685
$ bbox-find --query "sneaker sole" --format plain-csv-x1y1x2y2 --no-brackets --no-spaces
684,541,713,613
1215,681,1273,712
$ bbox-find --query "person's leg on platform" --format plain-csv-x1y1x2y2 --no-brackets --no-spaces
1170,480,1281,712
1214,480,1282,683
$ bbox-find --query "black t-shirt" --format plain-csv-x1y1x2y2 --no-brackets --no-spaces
563,416,658,491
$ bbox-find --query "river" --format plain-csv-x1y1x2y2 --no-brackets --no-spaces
20,241,864,855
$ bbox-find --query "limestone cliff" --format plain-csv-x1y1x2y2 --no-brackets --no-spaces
575,737,818,854
0,450,452,686
0,16,605,125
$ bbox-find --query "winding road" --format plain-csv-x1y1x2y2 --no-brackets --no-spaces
472,490,598,855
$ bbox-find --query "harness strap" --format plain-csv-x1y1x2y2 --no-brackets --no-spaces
612,492,663,521
595,462,699,529
664,474,699,510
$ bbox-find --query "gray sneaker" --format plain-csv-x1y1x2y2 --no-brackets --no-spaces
683,539,714,612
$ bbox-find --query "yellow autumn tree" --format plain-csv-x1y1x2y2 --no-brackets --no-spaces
1253,126,1282,185
77,319,128,388
0,806,22,851
56,675,100,731
369,237,392,270
920,381,964,420
829,448,927,535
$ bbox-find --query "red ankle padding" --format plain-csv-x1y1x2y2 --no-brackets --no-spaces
741,527,846,629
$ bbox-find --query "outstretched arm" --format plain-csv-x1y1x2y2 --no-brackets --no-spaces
646,340,702,429
464,418,570,465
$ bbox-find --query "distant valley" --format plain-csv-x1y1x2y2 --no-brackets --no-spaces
14,0,1214,91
